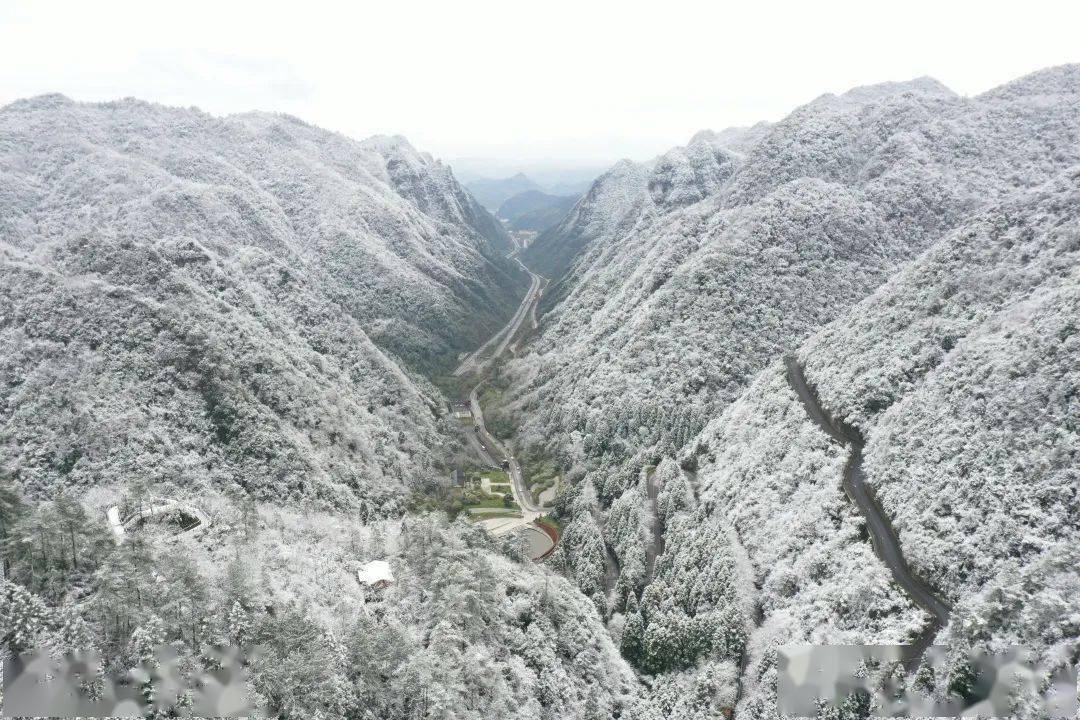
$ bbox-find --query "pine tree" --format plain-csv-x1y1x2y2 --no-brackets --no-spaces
226,599,251,646
0,579,51,651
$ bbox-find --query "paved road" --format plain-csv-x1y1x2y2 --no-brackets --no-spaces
784,355,950,663
453,253,554,556
107,500,210,544
453,257,545,377
529,272,548,330
469,381,542,515
591,503,621,595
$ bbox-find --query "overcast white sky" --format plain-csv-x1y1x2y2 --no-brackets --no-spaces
2,0,1077,171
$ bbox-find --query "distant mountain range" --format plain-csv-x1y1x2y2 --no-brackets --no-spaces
465,171,596,211
497,189,581,233
464,172,542,210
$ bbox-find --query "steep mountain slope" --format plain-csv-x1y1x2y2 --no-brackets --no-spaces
465,172,542,211
674,167,1080,717
509,67,1080,482
498,66,1080,716
0,501,644,718
798,168,1079,652
522,159,655,281
0,94,527,507
522,124,770,281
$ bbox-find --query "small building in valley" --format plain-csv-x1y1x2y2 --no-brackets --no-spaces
451,402,473,420
449,469,466,488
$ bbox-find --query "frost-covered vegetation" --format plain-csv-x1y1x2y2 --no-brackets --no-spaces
1,94,528,508
797,167,1080,672
0,483,643,718
511,68,1080,477
502,65,1080,717
3,65,1079,720
672,167,1080,718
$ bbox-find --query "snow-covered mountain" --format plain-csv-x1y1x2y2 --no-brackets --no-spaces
669,167,1080,716
510,67,1080,475
0,94,528,508
2,65,1078,720
499,66,1080,717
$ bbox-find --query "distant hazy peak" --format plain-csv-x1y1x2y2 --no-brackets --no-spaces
463,172,543,211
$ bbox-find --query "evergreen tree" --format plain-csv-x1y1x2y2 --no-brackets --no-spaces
54,490,88,572
0,476,26,579
621,610,645,666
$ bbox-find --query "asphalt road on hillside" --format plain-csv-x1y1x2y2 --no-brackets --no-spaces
784,355,950,662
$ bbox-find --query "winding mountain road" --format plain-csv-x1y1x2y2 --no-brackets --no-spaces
784,355,950,662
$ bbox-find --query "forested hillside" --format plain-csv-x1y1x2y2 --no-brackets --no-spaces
512,69,1080,480
673,167,1080,717
0,503,643,718
499,66,1080,718
0,94,527,508
799,167,1080,657
1,64,1077,720
0,95,647,720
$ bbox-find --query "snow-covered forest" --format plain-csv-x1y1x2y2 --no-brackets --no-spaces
2,64,1079,720
499,65,1080,718
1,94,528,509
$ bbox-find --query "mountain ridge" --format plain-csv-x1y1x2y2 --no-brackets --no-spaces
0,93,529,510
496,66,1080,717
